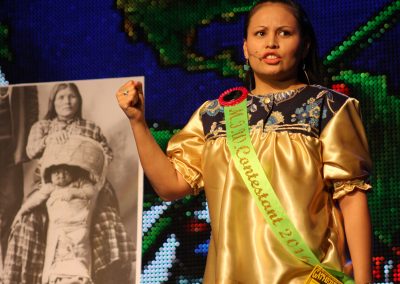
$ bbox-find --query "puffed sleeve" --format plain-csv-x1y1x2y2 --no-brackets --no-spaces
26,120,51,159
166,103,207,195
320,98,372,199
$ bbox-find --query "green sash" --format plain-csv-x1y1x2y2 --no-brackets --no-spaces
220,87,354,284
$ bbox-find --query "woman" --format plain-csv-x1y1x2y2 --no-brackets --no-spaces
116,1,372,283
26,82,112,166
3,83,134,284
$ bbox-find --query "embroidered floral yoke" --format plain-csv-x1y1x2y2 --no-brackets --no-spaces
166,85,372,284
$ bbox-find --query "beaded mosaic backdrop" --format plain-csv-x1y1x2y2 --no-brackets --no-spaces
0,0,399,283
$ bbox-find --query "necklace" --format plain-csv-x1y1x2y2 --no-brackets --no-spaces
250,85,308,106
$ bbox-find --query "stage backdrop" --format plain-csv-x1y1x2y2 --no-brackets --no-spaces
0,0,399,283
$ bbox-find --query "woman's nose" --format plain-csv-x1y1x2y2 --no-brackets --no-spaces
265,35,278,49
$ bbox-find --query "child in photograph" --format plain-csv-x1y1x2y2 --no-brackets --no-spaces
15,163,99,284
4,135,133,284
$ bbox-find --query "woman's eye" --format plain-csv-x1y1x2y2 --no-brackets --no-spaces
279,30,291,36
255,31,265,36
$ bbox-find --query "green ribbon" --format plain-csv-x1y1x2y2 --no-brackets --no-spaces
223,98,354,284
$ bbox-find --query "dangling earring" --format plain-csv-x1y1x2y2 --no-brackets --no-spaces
302,63,311,85
244,59,253,91
244,59,250,71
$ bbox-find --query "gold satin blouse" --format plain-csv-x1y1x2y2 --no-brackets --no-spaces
166,85,372,284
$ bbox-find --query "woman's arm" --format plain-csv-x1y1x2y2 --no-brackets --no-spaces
26,120,70,159
26,120,49,159
338,190,372,284
116,80,192,201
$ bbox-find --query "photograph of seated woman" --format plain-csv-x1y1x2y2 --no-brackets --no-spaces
116,0,372,283
2,83,134,284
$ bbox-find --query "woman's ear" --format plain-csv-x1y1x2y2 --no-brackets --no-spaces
243,40,249,60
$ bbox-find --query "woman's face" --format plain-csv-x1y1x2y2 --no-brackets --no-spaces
54,86,80,120
243,3,308,85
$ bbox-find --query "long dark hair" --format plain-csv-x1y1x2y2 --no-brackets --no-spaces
44,83,83,120
244,0,325,89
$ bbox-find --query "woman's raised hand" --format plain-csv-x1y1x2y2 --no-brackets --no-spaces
46,130,69,145
116,80,144,122
115,80,191,201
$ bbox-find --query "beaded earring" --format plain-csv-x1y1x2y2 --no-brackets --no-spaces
244,59,250,71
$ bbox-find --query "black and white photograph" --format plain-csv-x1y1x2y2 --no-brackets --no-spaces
0,77,143,284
